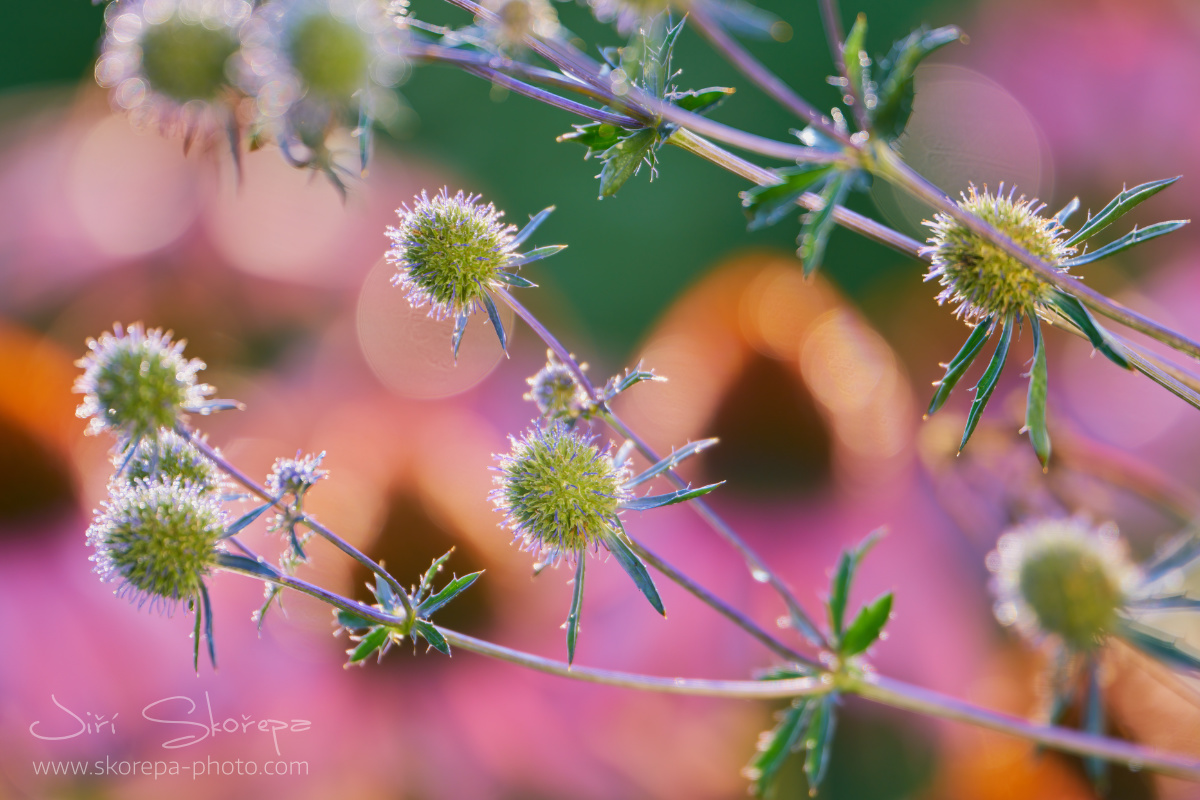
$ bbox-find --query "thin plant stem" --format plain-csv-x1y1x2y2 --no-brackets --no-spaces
849,673,1200,781
181,427,415,621
459,64,644,127
686,3,850,146
220,559,404,628
493,286,598,398
815,0,869,131
623,532,820,667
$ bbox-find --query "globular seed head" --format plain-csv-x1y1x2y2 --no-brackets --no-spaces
988,518,1136,651
88,479,227,610
74,323,213,446
922,184,1077,324
286,11,370,100
386,188,517,320
267,451,329,499
525,351,588,420
140,16,240,102
120,430,222,494
490,424,630,565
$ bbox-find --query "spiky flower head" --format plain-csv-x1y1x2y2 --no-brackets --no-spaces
525,351,589,420
923,184,1077,324
386,188,518,320
267,451,329,499
491,424,631,565
88,478,227,610
119,430,223,494
478,0,560,52
587,0,674,34
75,323,213,446
988,518,1138,651
95,0,251,135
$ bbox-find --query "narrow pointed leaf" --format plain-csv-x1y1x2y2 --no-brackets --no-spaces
927,316,994,415
1066,177,1181,245
222,501,274,538
873,25,962,139
451,312,469,361
803,695,838,793
557,121,624,156
199,582,217,669
348,626,389,663
827,528,885,638
1129,594,1200,611
701,0,785,39
1054,197,1080,225
1063,220,1188,267
839,592,893,657
742,164,836,231
960,315,1014,451
192,598,202,673
1119,618,1200,673
414,621,450,655
375,574,399,614
1084,659,1107,791
506,244,568,268
621,481,724,511
418,550,455,602
672,87,735,115
1143,534,1200,582
357,106,372,175
1123,344,1200,411
1024,316,1051,469
1046,291,1131,369
608,529,665,616
566,557,586,665
799,172,852,276
420,571,483,618
510,206,555,249
337,610,374,630
599,128,658,197
494,271,537,288
842,14,868,99
625,439,720,489
745,700,813,798
215,552,280,580
481,291,508,353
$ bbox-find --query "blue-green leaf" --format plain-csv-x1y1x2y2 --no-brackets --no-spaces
1129,594,1200,611
557,122,625,156
599,128,659,198
799,171,852,276
337,609,374,630
510,206,555,249
348,626,389,663
1084,659,1107,791
223,501,274,538
1054,197,1080,226
451,312,469,361
827,528,885,638
357,106,372,175
375,574,399,614
745,700,814,798
625,440,721,489
742,164,836,231
418,550,455,603
506,244,568,268
481,291,508,353
1119,618,1200,673
756,664,815,681
420,571,483,618
873,25,962,140
804,695,838,793
607,528,665,616
927,316,994,416
1063,220,1188,267
215,552,279,580
1046,291,1131,369
192,598,202,673
494,271,537,289
1143,534,1200,582
566,557,586,665
1024,316,1051,469
1066,177,1181,245
960,315,1014,452
671,87,735,115
839,592,893,657
413,620,450,655
199,583,216,670
842,14,868,102
621,481,724,511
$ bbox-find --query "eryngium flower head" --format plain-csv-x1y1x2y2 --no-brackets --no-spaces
386,189,518,320
988,518,1137,651
267,451,329,498
491,424,631,565
120,430,222,494
922,184,1077,323
525,351,588,420
75,323,213,445
95,0,250,135
88,479,227,609
587,0,673,34
478,0,560,52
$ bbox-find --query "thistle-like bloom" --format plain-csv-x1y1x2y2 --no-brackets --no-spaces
267,451,329,499
119,430,223,495
923,184,1076,324
88,478,228,610
386,189,564,355
491,424,632,565
75,323,213,447
524,351,589,421
477,0,560,53
95,0,251,138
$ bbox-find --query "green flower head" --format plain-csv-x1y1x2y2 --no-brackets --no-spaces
923,184,1077,323
989,518,1136,651
88,478,228,610
490,424,631,565
524,351,588,421
119,430,223,494
75,323,213,447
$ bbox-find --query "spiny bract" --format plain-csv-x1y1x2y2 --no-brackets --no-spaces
923,184,1077,323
